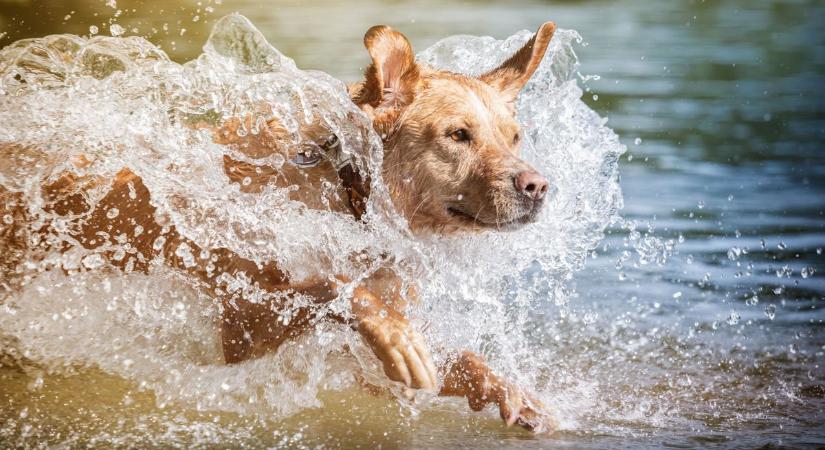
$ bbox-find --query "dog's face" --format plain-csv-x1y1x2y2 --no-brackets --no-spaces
351,23,556,233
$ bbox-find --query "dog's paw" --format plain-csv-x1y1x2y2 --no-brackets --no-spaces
451,352,557,434
356,314,438,390
494,381,558,434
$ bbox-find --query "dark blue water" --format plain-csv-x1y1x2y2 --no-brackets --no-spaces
566,1,825,446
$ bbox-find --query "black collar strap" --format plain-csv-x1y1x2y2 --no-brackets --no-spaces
319,135,370,220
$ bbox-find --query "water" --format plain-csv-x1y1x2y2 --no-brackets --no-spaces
1,0,824,448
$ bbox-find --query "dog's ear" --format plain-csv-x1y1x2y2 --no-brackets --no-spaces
359,25,420,109
480,22,555,102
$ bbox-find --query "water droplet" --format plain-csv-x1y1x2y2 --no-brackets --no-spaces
697,200,705,209
106,208,119,219
175,243,196,268
775,265,792,278
89,25,99,35
126,182,137,200
82,253,105,269
110,24,125,37
592,94,599,101
727,194,734,201
727,310,740,325
152,236,166,251
672,291,682,299
801,267,815,279
105,0,116,8
2,214,13,224
242,176,252,186
634,137,642,145
764,304,776,320
777,242,787,250
773,286,784,295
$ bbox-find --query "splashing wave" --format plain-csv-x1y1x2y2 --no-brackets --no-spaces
0,14,623,421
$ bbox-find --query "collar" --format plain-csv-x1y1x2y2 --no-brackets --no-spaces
286,134,370,220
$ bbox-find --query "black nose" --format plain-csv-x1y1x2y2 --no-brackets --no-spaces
513,170,549,200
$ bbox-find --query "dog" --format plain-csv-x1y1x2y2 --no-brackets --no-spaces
0,21,557,432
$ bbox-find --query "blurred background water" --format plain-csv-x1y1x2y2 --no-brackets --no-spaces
1,0,823,448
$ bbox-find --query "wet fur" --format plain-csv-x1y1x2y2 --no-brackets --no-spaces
0,22,558,433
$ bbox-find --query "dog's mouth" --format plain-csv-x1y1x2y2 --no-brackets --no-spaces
446,203,541,230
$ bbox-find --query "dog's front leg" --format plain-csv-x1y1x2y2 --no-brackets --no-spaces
439,351,557,433
349,285,438,390
215,275,438,391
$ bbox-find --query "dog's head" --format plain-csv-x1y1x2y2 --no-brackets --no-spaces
350,22,556,233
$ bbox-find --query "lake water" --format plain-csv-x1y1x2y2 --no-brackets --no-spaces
1,0,824,448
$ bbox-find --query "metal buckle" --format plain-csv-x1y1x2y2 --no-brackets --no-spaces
288,134,351,170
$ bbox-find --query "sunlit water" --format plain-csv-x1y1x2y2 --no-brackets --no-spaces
1,1,824,448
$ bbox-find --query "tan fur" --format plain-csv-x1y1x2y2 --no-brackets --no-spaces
481,22,557,102
0,22,557,432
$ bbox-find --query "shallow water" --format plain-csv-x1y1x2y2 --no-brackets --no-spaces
1,0,824,448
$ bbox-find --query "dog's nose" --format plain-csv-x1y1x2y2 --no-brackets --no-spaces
514,170,549,200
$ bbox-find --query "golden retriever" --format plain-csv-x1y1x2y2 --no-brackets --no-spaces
0,21,557,432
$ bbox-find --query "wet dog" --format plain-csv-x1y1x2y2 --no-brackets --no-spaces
0,22,557,432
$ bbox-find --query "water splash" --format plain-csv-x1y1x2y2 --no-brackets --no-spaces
0,14,623,434
414,28,624,401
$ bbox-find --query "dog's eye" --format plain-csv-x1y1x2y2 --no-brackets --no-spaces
449,129,470,142
513,133,520,144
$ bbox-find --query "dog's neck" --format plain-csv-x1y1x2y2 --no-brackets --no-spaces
342,84,418,226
